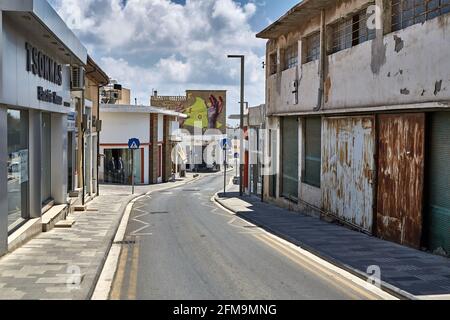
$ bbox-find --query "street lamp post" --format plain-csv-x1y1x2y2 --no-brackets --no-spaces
227,55,245,197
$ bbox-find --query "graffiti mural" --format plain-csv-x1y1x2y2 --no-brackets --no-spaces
183,91,226,133
151,90,227,134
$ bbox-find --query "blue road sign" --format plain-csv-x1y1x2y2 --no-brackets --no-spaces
128,138,141,150
220,138,231,150
234,152,239,159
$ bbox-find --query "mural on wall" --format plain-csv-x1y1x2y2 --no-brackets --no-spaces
178,91,226,134
151,90,227,134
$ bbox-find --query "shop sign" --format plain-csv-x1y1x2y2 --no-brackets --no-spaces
25,42,63,86
37,86,63,105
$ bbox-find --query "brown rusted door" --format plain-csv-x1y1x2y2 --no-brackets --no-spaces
376,113,425,248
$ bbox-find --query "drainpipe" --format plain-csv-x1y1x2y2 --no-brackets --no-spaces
315,9,326,112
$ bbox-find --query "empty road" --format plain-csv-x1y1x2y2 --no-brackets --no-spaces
110,172,387,300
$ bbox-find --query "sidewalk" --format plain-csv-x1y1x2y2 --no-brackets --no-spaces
0,174,198,300
215,187,450,300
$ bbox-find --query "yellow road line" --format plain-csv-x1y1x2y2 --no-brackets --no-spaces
110,246,129,300
254,233,380,300
127,241,140,300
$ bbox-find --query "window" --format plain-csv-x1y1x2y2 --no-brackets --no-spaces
304,32,320,63
104,149,141,185
330,9,376,54
303,117,321,188
269,52,277,75
392,0,450,32
7,109,29,233
283,44,298,70
41,113,52,204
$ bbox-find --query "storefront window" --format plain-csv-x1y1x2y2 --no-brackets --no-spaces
104,149,141,185
41,113,52,204
7,109,29,232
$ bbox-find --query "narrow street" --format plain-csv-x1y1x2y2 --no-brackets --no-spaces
110,173,384,300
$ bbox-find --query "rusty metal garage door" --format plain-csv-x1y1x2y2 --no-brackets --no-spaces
376,113,425,249
322,116,376,233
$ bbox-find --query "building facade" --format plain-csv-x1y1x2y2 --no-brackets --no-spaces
68,56,109,208
258,0,450,255
99,103,186,185
247,104,266,197
0,0,87,256
151,90,227,172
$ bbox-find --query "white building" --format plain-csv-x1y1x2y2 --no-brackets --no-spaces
99,104,187,185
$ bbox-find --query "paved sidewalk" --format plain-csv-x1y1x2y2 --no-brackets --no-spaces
215,189,450,299
0,174,197,300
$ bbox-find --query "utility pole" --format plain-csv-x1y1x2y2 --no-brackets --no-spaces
227,55,245,196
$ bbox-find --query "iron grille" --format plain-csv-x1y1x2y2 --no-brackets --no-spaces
392,0,450,31
283,44,298,70
304,32,320,63
330,8,376,54
269,52,277,75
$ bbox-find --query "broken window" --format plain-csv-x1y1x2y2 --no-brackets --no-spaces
391,0,450,32
269,52,277,75
304,32,320,63
330,8,376,54
283,44,298,70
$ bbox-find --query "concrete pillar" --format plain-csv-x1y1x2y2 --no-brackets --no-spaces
149,114,158,184
51,113,68,204
28,110,41,219
0,107,8,256
163,116,173,182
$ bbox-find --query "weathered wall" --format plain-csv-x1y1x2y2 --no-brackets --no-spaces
265,1,450,115
326,15,450,110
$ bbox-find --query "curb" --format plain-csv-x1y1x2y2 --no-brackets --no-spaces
213,195,417,301
90,175,201,300
87,193,141,300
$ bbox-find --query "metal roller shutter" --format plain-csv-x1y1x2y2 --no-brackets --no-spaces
427,112,450,255
281,117,298,200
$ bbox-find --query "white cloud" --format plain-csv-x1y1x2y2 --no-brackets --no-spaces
50,0,266,121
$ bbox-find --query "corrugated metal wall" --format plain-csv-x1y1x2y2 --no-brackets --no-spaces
427,112,450,255
376,113,425,249
322,116,376,232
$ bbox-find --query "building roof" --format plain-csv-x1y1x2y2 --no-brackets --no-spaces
86,56,109,86
0,0,87,65
101,104,188,118
256,0,330,39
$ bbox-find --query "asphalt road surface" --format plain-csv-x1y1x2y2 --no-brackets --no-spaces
110,173,383,300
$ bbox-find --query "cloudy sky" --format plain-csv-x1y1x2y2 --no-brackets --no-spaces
48,0,299,122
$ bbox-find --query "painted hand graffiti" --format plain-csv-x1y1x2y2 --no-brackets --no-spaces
207,95,224,129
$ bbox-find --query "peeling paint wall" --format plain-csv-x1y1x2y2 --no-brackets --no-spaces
322,116,376,232
326,15,450,110
265,0,450,116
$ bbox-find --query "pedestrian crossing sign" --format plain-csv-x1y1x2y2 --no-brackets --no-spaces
128,138,141,150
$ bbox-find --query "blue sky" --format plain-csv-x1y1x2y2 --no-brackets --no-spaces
48,0,300,121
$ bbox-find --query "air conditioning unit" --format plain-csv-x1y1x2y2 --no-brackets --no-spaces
71,66,85,90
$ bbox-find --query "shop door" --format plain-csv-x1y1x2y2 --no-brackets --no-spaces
426,112,450,255
281,117,298,200
322,116,376,233
376,113,425,248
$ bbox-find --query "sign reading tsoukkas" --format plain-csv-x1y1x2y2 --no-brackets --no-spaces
25,42,67,106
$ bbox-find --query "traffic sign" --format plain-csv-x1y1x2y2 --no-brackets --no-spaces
128,138,140,150
220,138,231,150
234,152,239,159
